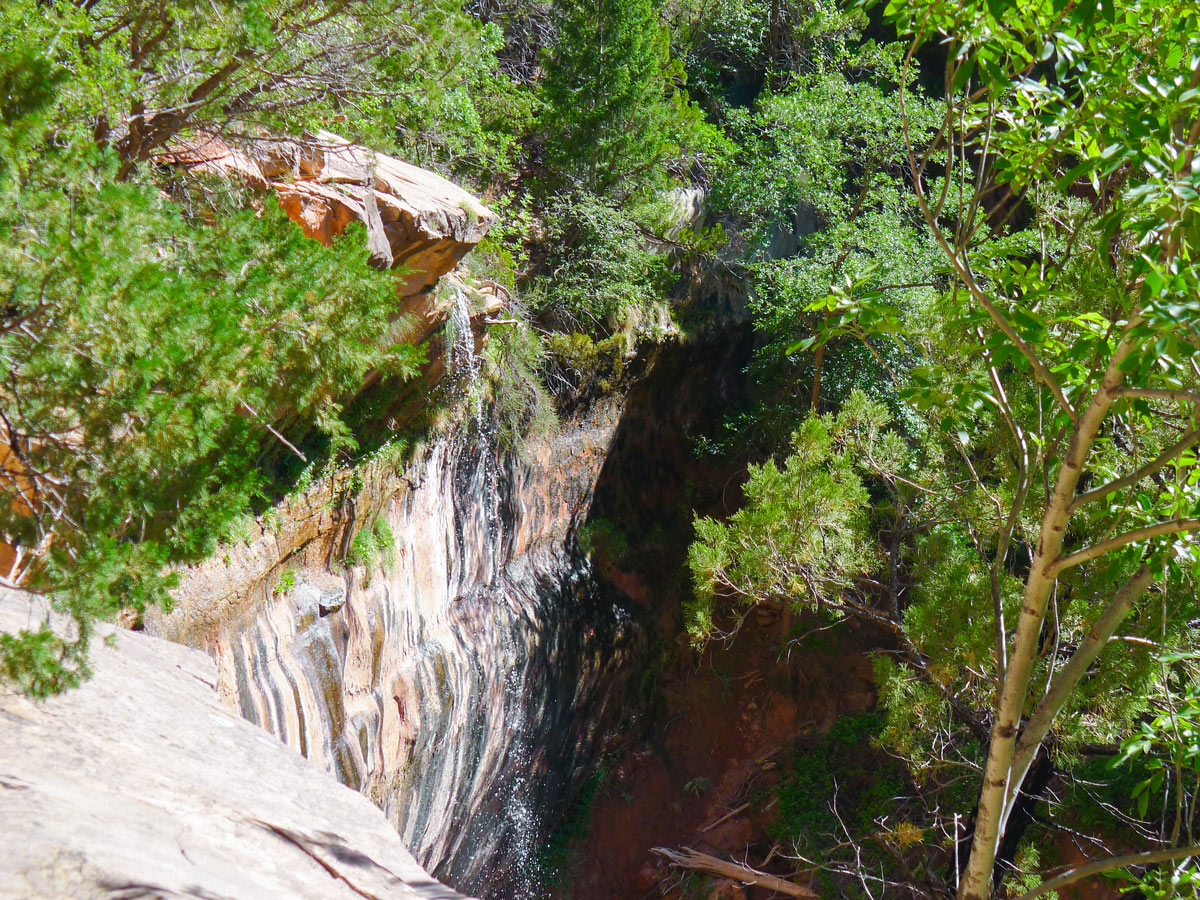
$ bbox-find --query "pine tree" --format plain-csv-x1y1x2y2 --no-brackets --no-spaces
540,0,707,193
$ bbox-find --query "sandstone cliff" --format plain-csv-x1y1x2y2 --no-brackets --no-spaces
148,392,642,897
122,133,653,898
165,130,497,295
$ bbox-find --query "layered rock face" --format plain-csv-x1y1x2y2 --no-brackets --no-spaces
150,391,641,897
0,591,472,900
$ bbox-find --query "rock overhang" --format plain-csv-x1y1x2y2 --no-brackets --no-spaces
162,130,498,297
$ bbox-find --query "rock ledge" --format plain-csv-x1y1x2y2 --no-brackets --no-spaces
0,589,473,900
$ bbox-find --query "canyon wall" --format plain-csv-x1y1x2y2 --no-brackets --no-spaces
149,372,643,897
138,137,651,898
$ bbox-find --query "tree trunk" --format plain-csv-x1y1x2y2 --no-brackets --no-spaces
958,346,1133,899
1002,564,1154,822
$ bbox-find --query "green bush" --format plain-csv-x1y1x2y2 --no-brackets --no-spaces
272,570,297,597
771,712,904,850
527,194,673,332
346,516,397,572
483,311,558,449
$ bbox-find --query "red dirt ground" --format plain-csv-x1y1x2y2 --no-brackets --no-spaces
563,600,878,900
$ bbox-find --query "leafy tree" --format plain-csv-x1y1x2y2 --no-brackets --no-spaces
691,0,1200,894
688,391,890,646
693,9,941,458
526,193,673,331
0,1,469,695
875,0,1200,893
368,13,538,180
668,0,869,112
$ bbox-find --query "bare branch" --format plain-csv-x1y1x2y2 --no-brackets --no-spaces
1054,520,1200,573
1071,428,1200,512
652,847,818,898
1113,388,1200,406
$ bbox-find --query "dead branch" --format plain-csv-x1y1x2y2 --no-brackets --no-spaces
700,802,750,833
651,846,819,898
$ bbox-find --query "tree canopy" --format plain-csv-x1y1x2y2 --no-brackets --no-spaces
687,0,1200,894
4,0,1200,895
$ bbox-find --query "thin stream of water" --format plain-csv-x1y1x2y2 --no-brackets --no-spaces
446,290,544,896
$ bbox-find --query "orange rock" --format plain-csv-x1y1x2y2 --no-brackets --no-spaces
162,131,497,296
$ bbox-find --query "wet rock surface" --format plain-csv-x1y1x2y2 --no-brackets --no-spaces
138,269,767,900
0,590,471,900
150,394,642,898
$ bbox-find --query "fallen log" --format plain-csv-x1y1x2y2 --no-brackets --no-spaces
651,846,819,898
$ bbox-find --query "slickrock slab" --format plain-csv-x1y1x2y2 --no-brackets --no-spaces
0,590,472,900
165,131,497,295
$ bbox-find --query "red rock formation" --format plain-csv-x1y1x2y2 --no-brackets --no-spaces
163,131,497,296
1,137,500,579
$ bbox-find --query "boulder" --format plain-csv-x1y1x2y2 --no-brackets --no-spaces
0,589,473,900
165,131,497,296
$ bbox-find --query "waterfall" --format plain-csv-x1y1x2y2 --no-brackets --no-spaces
447,288,484,404
447,287,501,537
170,294,643,899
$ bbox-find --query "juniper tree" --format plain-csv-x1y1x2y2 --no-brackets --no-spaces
0,1,472,695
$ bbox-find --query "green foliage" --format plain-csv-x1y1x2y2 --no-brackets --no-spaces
1063,751,1166,833
371,14,538,179
272,570,298,597
687,0,1200,888
1114,673,1200,821
577,517,631,562
1,0,495,174
482,314,558,449
527,193,674,332
1130,864,1200,900
539,0,721,194
697,7,942,451
712,36,937,240
0,5,438,694
687,391,901,646
0,624,88,700
671,0,872,112
771,712,905,852
346,517,397,571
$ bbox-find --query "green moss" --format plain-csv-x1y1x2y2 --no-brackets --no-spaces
272,569,297,597
432,656,454,705
545,331,629,394
576,517,630,562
